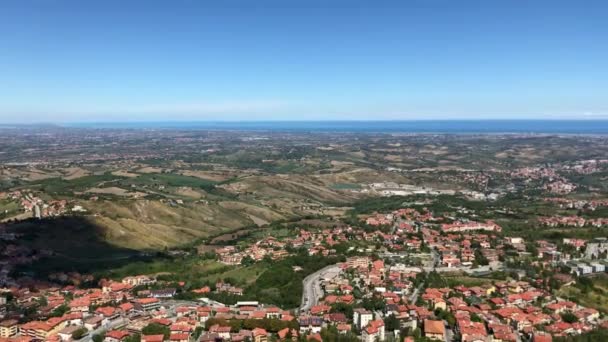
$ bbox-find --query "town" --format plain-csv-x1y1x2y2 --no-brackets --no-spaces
2,201,608,342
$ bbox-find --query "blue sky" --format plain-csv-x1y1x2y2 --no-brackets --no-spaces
0,0,607,123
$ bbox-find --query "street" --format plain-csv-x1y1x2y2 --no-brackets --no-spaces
299,264,341,313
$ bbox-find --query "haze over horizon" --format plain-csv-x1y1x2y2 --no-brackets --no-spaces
1,0,607,123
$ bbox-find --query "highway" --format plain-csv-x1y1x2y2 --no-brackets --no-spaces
299,264,341,313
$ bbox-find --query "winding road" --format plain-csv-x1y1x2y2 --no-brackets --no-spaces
299,264,341,313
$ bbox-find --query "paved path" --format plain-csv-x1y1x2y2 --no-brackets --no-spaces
77,318,127,342
408,282,424,304
299,264,341,313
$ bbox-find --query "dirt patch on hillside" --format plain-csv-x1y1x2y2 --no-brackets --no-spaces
86,187,146,197
112,170,140,178
62,167,91,180
180,170,231,182
136,167,163,174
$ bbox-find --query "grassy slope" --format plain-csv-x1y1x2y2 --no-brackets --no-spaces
557,275,608,313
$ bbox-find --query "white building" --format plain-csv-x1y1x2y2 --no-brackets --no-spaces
577,264,593,276
590,263,605,273
353,309,373,330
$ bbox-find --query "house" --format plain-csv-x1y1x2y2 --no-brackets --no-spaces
0,319,19,338
298,316,323,334
265,307,281,319
252,327,268,342
336,324,351,334
150,289,176,299
169,334,189,342
532,332,553,342
209,325,231,340
362,320,385,342
199,333,221,342
58,326,84,342
105,331,131,342
424,320,445,341
84,316,103,331
277,328,298,341
142,335,165,342
119,303,134,315
21,319,67,340
353,308,373,330
232,329,253,342
133,298,161,312
96,306,120,324
68,297,91,313
122,275,155,286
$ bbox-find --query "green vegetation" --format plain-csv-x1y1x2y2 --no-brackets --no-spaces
31,173,124,194
244,251,344,308
92,333,105,342
101,258,229,282
350,196,411,215
330,183,361,190
320,325,360,341
557,275,608,313
560,312,578,323
71,327,88,340
555,329,608,342
142,323,170,339
124,335,141,342
121,173,217,191
204,317,298,333
0,199,20,219
50,304,70,317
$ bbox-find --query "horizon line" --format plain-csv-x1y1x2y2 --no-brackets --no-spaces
2,118,608,125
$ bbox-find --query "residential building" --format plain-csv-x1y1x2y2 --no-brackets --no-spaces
424,320,445,341
353,308,373,330
0,319,19,338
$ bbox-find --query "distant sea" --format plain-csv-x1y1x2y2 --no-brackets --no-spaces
64,120,608,134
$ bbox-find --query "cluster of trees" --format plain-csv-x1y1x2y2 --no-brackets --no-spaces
560,312,579,324
330,302,354,319
433,308,456,327
71,328,88,340
425,271,447,288
141,323,171,339
50,304,70,317
245,252,344,308
575,276,595,294
319,325,360,342
360,295,386,312
473,249,489,266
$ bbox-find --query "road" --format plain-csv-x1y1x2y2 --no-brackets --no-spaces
408,282,424,304
77,317,127,342
299,264,341,313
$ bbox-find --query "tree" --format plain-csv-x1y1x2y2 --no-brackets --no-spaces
92,332,105,342
50,304,69,317
434,308,456,327
37,296,48,307
470,313,483,323
331,303,354,319
72,328,88,340
193,327,204,339
561,312,578,324
242,255,255,266
123,335,140,342
384,314,400,331
142,323,170,339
